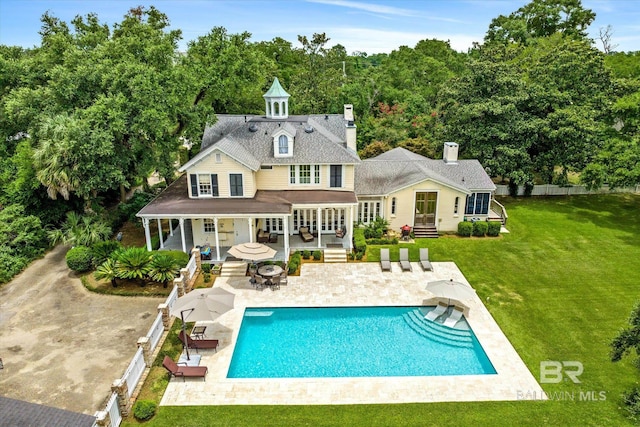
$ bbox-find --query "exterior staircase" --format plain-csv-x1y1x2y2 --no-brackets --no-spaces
323,248,347,263
220,261,248,278
412,225,439,238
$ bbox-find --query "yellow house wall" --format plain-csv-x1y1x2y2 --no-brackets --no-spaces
384,180,467,232
256,164,355,191
186,150,256,198
192,218,234,247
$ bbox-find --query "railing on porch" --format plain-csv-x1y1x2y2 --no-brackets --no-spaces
491,199,508,226
186,254,197,281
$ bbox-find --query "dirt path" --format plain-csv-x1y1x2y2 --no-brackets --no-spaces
0,245,163,415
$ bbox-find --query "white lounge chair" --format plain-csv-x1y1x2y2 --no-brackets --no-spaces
399,248,412,271
380,248,391,271
419,248,433,271
443,306,465,328
425,302,448,321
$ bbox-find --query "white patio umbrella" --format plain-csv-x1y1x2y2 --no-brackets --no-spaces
170,287,235,359
425,279,476,305
227,242,276,262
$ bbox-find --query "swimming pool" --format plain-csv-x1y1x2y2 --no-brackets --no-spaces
227,306,496,378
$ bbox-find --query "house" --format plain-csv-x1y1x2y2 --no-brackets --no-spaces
355,144,503,237
137,78,503,259
137,78,360,259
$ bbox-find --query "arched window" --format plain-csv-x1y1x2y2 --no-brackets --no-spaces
278,135,288,154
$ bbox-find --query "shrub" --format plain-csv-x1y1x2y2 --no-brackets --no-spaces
622,386,640,421
117,191,155,225
162,250,189,267
91,240,122,267
355,251,364,260
312,250,322,260
203,273,211,283
366,237,398,245
487,221,502,237
457,221,473,237
201,263,212,273
66,246,94,272
472,221,488,237
133,400,157,421
353,228,367,253
302,250,311,259
288,252,302,274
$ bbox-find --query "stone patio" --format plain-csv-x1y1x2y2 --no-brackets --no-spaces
160,261,544,406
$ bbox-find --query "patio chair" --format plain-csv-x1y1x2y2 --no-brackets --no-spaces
335,227,345,239
399,248,412,272
425,301,448,321
299,226,314,242
380,248,391,272
419,248,433,271
254,275,265,290
280,263,288,285
162,356,208,382
443,306,465,328
178,330,219,353
271,274,281,291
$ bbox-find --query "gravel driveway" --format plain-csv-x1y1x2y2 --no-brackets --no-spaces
0,245,163,415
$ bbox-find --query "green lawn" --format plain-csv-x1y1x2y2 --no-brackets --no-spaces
126,194,640,426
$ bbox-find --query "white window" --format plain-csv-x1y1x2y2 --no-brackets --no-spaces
454,197,459,214
203,218,215,233
189,174,219,197
289,165,320,185
215,153,222,163
278,135,288,154
198,174,212,195
391,197,397,215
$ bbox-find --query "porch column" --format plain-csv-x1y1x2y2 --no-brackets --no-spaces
349,205,354,251
248,217,253,243
143,218,152,251
157,218,164,249
214,218,221,261
179,218,187,253
316,207,322,248
169,219,174,236
283,215,290,258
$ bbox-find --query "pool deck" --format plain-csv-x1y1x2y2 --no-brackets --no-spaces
160,261,545,406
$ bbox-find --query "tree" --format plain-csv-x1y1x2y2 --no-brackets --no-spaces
47,211,112,247
485,0,595,45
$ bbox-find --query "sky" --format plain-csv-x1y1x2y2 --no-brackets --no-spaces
1,0,639,54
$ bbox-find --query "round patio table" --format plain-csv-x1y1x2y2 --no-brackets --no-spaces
257,265,283,277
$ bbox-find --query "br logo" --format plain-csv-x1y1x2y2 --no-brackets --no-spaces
540,361,583,383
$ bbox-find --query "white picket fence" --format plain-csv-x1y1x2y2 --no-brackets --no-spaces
93,253,196,427
495,184,640,197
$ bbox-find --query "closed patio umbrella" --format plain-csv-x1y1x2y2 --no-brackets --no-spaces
170,287,235,359
425,279,476,305
227,242,276,262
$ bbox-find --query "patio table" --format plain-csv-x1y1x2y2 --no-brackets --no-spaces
258,265,283,277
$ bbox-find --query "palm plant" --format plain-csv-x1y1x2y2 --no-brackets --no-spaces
94,258,119,287
48,211,112,247
115,247,152,286
148,253,180,288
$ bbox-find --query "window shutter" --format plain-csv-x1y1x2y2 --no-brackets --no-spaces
190,174,198,196
211,174,219,196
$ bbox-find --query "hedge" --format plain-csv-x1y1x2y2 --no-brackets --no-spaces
457,221,473,237
353,228,367,253
487,221,502,237
66,246,94,272
472,221,488,237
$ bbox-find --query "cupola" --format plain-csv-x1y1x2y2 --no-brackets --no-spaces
263,77,290,119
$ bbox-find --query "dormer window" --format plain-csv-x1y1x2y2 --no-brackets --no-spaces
278,135,289,155
273,128,294,158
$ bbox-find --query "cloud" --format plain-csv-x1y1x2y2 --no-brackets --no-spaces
325,27,481,54
308,0,463,23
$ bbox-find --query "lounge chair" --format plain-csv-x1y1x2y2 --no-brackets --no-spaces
425,301,448,321
178,330,219,353
419,248,433,271
443,306,465,328
380,248,391,271
399,248,412,271
162,356,208,381
299,226,314,243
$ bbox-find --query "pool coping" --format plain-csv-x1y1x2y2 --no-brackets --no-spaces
160,262,545,405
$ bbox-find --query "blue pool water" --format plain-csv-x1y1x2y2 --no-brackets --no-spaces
227,306,496,378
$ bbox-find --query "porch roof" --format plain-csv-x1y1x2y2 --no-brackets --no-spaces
137,175,357,218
